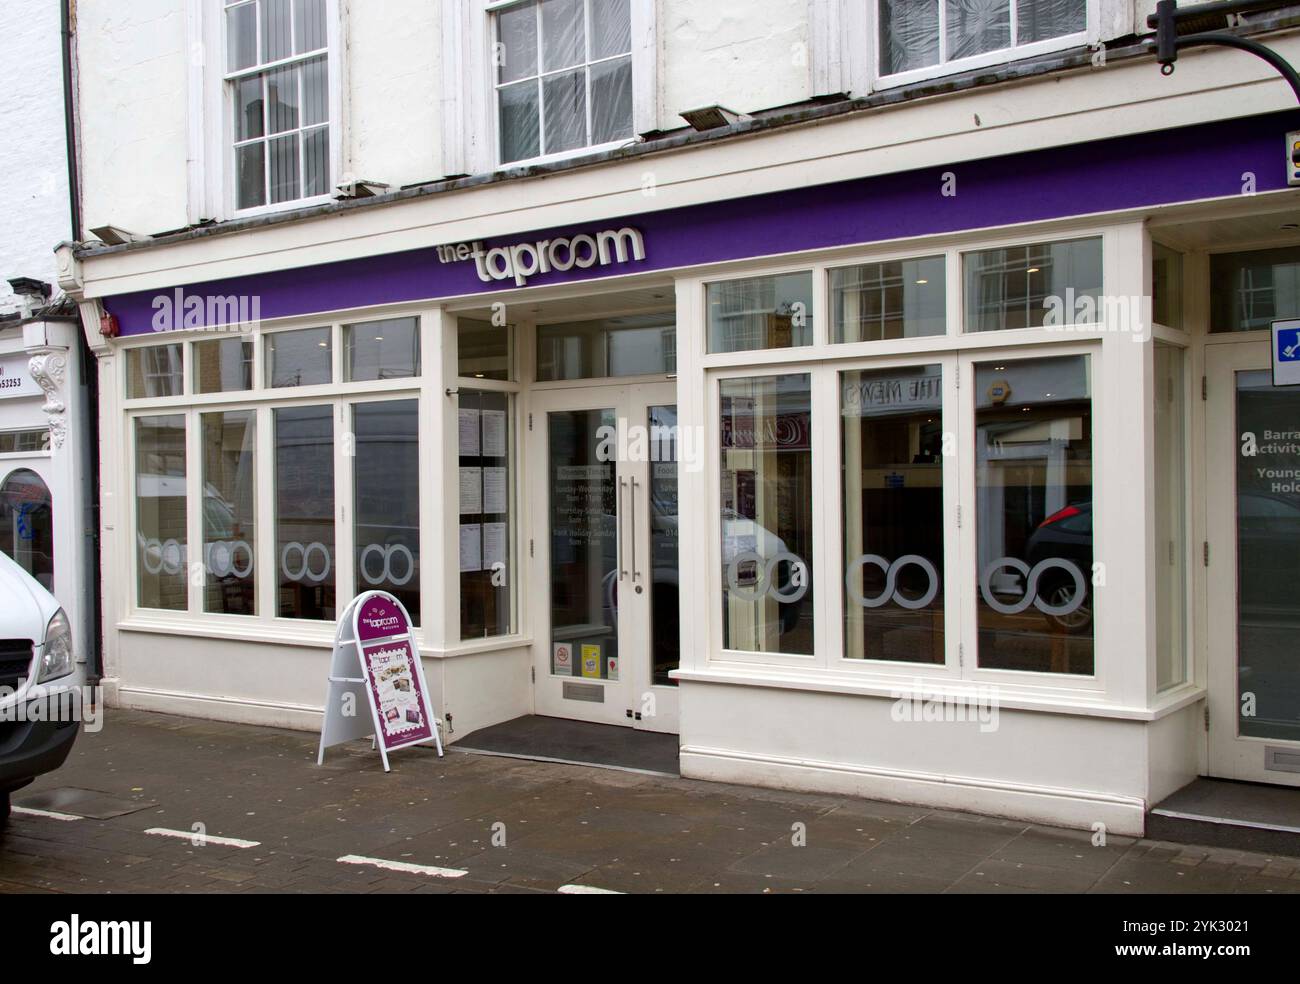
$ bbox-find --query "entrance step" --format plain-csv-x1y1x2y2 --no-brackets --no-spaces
454,715,680,777
1148,778,1300,858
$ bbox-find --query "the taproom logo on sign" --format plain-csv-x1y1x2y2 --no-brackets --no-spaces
436,227,646,286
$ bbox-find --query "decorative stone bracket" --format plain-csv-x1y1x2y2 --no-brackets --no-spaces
27,347,69,450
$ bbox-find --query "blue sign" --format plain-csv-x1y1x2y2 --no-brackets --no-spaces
1274,320,1300,387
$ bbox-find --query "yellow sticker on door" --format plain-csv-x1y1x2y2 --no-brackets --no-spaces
580,644,602,679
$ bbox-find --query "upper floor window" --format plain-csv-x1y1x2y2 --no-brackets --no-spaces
494,0,634,165
225,0,332,210
878,0,1086,81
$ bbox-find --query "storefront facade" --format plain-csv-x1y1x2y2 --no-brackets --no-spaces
58,1,1300,835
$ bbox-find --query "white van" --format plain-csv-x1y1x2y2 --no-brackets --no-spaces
0,549,84,825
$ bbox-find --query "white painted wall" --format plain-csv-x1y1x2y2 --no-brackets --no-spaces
0,0,72,313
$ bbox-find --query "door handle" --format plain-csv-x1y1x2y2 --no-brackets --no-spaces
631,476,640,583
618,476,629,581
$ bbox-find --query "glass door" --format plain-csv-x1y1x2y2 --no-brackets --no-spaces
1206,340,1300,784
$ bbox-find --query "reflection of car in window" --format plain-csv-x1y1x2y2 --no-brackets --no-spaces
1023,501,1093,634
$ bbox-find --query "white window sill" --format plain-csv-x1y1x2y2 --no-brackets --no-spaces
229,193,337,222
496,138,640,172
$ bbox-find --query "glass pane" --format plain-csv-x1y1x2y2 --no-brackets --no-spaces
536,313,675,381
235,75,264,141
275,405,334,620
842,365,944,662
135,415,188,611
355,401,420,623
1152,242,1184,330
344,316,420,381
1155,344,1187,690
303,126,329,197
0,430,49,454
591,0,632,58
547,408,616,674
499,80,541,164
831,256,946,343
1210,246,1300,333
261,0,292,62
649,405,680,686
975,355,1093,673
1017,0,1085,45
707,272,814,353
126,344,184,399
236,141,266,210
266,326,331,387
542,69,586,154
461,391,514,639
194,337,253,394
294,0,327,52
268,66,300,134
0,469,54,591
720,374,814,655
497,1,538,83
964,237,1102,333
226,1,258,72
879,0,939,75
946,0,1010,62
590,56,633,145
269,132,301,203
302,56,328,125
1234,370,1300,740
458,318,512,381
541,0,584,71
202,410,257,615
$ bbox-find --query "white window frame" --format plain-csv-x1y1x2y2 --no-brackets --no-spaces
188,0,346,223
442,0,657,177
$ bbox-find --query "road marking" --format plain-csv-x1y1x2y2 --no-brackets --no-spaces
337,854,468,879
12,806,81,822
144,827,261,848
558,884,623,894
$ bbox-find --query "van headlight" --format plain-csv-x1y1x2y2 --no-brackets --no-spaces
36,609,74,683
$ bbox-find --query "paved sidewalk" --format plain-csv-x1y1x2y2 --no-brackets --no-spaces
2,709,1298,894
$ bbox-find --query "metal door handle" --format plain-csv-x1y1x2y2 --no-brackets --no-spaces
618,476,628,580
631,476,640,582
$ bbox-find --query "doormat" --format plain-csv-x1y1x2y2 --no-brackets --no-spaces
454,716,680,777
14,787,156,820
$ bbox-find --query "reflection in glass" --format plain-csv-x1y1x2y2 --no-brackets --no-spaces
0,469,54,591
126,345,184,398
274,405,334,620
708,273,813,353
1152,242,1184,330
266,326,332,387
458,318,512,381
649,405,680,686
135,415,188,611
194,337,253,393
1234,370,1300,741
1210,246,1300,333
831,256,946,343
975,355,1093,673
460,391,514,639
720,374,814,655
344,317,420,381
537,314,675,381
355,401,419,623
202,410,257,614
1155,344,1187,690
964,238,1102,333
841,365,944,662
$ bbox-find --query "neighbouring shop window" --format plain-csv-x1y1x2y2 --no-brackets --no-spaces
0,429,50,453
831,256,946,343
344,317,420,381
707,273,813,354
1210,246,1300,332
495,0,633,164
0,468,54,591
266,326,332,387
536,313,675,381
841,365,944,662
1154,344,1188,690
720,373,814,655
458,318,513,381
649,404,680,686
135,415,188,611
201,410,257,614
274,405,335,619
964,237,1102,333
975,354,1093,674
878,0,1086,77
1152,242,1184,330
459,390,514,639
194,336,254,393
126,344,184,398
354,400,420,623
227,0,331,209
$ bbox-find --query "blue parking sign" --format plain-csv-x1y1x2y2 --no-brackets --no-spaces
1274,319,1300,387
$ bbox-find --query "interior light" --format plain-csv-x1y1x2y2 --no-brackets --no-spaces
1026,267,1040,274
915,279,928,285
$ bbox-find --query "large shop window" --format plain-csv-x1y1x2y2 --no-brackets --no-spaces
0,469,54,591
841,365,945,662
274,405,335,620
720,374,814,655
974,354,1094,674
495,0,633,165
354,400,420,622
964,237,1102,333
135,415,188,611
459,391,514,639
708,273,813,354
1154,343,1188,690
226,0,331,209
201,410,257,615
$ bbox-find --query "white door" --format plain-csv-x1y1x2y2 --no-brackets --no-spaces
529,382,680,733
1206,339,1300,784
